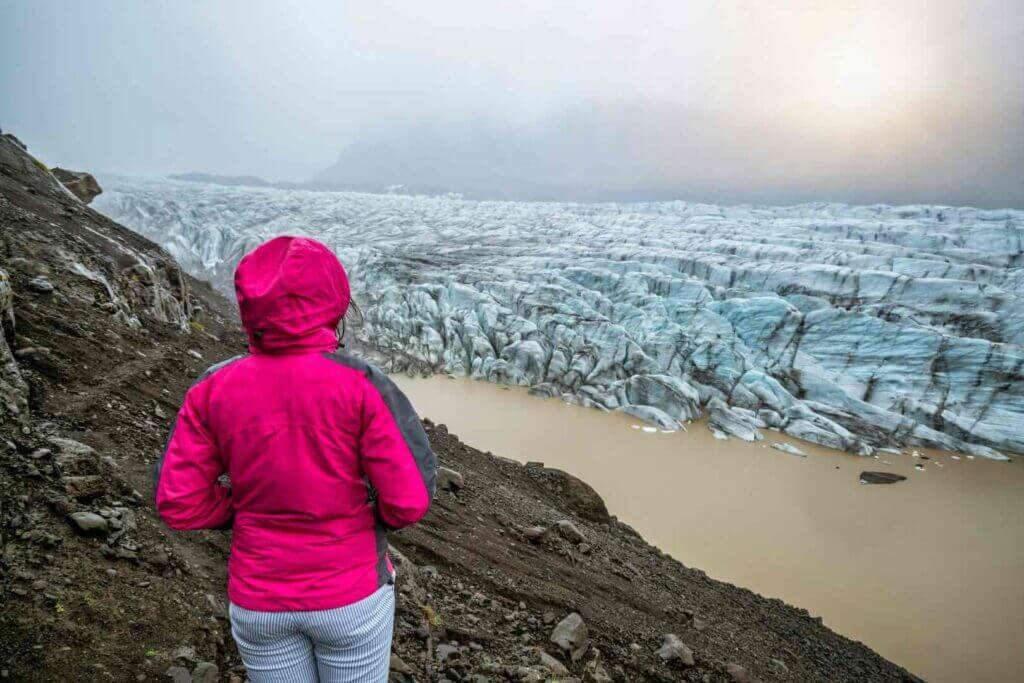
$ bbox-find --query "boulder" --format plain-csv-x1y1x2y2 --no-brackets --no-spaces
52,167,103,204
657,634,694,666
389,654,413,674
859,471,907,485
543,468,610,522
68,511,108,536
63,475,106,501
550,612,589,662
27,276,54,293
725,662,762,683
191,662,218,683
0,268,29,427
537,649,569,675
437,466,464,492
556,520,587,544
2,133,27,150
164,666,191,683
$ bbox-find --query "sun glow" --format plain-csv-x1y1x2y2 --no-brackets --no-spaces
826,49,894,107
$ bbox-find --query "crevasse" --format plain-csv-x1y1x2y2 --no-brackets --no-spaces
94,177,1024,459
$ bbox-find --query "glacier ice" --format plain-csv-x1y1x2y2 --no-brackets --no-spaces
94,177,1024,458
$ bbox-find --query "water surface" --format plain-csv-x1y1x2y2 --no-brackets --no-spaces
395,375,1024,683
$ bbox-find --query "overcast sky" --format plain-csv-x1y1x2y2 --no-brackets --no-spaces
1,1,1022,206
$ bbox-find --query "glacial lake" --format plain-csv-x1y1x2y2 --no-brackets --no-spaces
395,375,1024,683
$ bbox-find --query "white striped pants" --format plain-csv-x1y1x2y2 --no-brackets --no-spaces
229,583,395,682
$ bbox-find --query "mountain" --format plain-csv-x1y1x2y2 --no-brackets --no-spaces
314,99,1024,207
168,172,275,189
0,131,247,680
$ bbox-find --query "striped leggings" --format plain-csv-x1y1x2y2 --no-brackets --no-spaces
229,583,395,682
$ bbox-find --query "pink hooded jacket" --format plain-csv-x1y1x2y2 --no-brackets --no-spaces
155,236,436,611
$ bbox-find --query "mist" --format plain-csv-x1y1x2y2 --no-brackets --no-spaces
2,1,1022,206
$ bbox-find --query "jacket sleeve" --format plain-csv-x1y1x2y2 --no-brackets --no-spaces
154,386,233,530
359,369,437,529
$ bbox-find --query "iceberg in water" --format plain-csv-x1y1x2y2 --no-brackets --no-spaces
94,177,1024,459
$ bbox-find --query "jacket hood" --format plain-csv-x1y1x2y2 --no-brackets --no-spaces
234,236,350,354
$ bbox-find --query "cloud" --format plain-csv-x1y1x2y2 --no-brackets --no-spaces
1,0,1021,206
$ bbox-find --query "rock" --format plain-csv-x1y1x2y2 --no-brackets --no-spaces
657,634,694,666
204,593,227,619
14,347,52,359
3,132,27,150
51,168,103,204
543,468,610,522
68,511,108,536
0,269,29,428
437,466,465,492
100,543,139,562
584,663,613,683
390,654,413,674
515,667,544,683
63,475,106,501
771,442,807,457
27,276,55,293
859,471,907,485
537,650,569,675
768,658,789,674
145,547,170,568
48,437,96,457
550,612,589,662
523,526,548,542
725,663,761,683
22,529,61,547
164,666,191,683
191,662,218,683
436,643,459,663
556,520,587,544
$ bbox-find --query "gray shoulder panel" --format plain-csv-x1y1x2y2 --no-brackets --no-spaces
323,351,438,500
196,353,249,384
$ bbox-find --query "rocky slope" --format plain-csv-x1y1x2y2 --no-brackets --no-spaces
96,176,1024,459
1,134,920,682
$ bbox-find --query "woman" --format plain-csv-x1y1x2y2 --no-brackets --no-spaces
155,236,437,682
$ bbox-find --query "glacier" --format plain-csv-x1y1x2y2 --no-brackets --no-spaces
94,176,1024,459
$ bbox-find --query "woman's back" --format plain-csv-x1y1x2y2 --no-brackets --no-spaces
155,236,436,616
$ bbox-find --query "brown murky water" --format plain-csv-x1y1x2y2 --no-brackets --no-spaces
394,375,1024,683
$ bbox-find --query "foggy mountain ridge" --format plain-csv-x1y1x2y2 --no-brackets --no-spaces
312,98,1024,207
